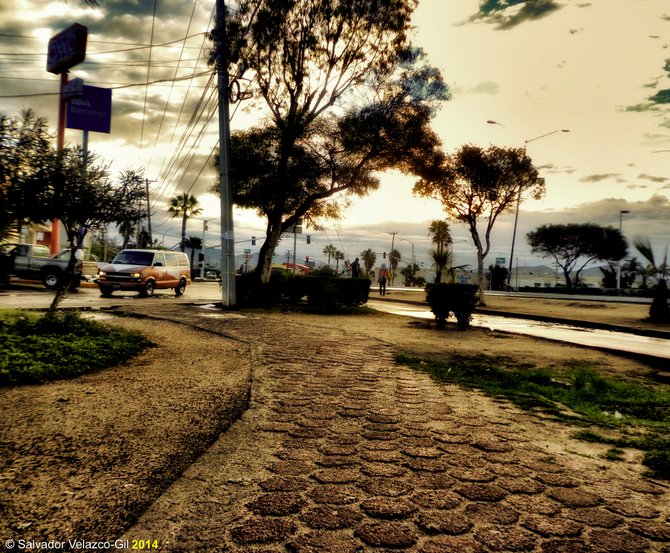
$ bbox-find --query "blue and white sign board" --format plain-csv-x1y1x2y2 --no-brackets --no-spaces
66,85,112,134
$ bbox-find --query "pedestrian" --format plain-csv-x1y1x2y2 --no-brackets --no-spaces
350,257,360,279
378,263,388,296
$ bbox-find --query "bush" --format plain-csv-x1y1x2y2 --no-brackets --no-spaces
425,283,478,330
0,310,153,385
235,272,371,312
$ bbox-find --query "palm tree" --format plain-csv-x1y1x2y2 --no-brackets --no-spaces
334,250,345,273
183,235,203,269
428,220,453,283
429,220,452,256
168,193,202,252
634,235,669,323
360,248,377,277
323,244,337,266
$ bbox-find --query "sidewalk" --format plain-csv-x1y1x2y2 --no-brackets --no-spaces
116,303,670,552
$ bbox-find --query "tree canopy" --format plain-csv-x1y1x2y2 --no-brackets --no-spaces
415,144,545,303
527,223,628,289
212,1,449,283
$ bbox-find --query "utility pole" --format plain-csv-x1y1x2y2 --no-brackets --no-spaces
145,179,156,247
216,0,236,307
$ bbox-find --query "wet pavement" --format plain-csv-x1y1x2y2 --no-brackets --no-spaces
117,304,670,552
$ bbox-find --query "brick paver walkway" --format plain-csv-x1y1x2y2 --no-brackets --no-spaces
121,305,670,552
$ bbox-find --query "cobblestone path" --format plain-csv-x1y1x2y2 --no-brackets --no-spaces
122,306,670,552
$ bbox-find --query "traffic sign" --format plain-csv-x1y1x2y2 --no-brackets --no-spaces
495,257,506,266
47,23,87,74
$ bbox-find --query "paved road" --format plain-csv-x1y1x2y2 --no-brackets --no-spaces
118,304,670,551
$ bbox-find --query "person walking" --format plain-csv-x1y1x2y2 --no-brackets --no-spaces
378,263,388,296
350,257,360,279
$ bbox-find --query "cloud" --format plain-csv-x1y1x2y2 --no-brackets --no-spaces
467,81,499,94
578,173,621,183
469,0,563,30
637,173,668,183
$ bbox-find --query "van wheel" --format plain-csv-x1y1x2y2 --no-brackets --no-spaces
174,278,187,296
140,280,155,297
42,269,62,290
99,286,113,297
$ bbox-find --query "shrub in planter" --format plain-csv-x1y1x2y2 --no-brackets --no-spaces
425,283,478,330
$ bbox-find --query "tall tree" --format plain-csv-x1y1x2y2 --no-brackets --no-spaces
212,2,448,283
360,248,377,277
527,223,628,289
0,110,53,241
389,248,401,285
428,220,452,283
415,144,545,304
334,250,345,273
168,193,202,252
323,244,337,266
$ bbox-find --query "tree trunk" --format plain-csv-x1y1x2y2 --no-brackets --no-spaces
257,215,284,284
563,268,573,289
476,247,486,306
180,215,187,252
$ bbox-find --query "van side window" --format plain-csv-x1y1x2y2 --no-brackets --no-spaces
177,253,190,267
164,252,179,267
152,252,166,267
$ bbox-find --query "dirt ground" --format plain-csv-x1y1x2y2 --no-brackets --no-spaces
0,297,668,548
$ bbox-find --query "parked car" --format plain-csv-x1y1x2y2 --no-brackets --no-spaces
53,249,100,281
96,249,191,297
0,243,82,289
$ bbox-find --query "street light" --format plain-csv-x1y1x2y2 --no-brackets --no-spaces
487,121,570,289
616,209,630,289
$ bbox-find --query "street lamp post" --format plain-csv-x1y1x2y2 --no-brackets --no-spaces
487,121,570,290
616,209,630,289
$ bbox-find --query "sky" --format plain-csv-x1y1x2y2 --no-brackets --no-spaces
0,0,669,272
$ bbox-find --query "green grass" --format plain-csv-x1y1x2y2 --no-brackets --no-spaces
396,352,670,480
0,309,154,386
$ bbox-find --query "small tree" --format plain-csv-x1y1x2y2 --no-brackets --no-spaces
168,193,202,252
415,145,544,304
527,223,628,289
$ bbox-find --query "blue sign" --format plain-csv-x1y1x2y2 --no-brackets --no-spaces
66,85,112,134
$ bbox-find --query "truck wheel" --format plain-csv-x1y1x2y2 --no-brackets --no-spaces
99,286,113,297
174,278,187,296
140,280,155,297
42,269,62,290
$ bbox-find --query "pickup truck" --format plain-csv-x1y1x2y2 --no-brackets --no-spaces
0,243,83,289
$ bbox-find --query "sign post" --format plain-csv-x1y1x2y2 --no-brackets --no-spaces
46,23,88,254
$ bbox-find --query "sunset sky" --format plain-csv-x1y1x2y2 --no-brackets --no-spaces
1,0,668,270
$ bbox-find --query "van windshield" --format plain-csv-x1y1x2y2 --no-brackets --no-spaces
113,251,154,265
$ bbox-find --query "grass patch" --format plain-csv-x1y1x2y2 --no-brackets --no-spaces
0,309,154,386
396,352,670,480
